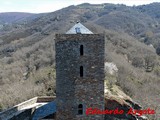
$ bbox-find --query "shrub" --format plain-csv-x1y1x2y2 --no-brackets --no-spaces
153,66,160,76
144,55,156,72
132,56,144,68
0,103,3,112
156,44,160,55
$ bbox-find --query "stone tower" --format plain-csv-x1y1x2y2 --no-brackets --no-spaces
55,22,105,120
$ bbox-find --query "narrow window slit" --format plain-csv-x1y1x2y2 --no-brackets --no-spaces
80,45,83,56
80,66,83,77
78,104,83,115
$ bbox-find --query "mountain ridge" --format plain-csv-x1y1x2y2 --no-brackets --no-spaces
0,12,37,24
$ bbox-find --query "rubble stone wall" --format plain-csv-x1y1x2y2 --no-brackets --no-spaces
55,34,105,120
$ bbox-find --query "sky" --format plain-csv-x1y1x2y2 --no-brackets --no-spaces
0,0,160,13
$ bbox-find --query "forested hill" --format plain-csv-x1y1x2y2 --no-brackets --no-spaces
0,3,160,120
1,3,160,52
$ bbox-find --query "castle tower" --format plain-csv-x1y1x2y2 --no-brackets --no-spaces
55,22,105,120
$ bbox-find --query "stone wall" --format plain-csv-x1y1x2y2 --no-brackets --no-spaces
55,34,105,120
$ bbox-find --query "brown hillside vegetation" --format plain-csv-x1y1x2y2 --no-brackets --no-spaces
0,3,160,120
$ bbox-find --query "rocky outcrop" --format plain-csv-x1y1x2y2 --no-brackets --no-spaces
105,85,149,120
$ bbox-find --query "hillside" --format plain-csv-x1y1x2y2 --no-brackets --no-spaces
0,12,36,24
0,12,42,35
0,3,160,120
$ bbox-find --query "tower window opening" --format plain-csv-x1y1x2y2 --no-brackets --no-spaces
75,27,81,34
78,104,83,115
80,66,83,77
80,45,83,56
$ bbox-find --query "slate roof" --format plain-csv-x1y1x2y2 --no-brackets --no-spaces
66,22,93,34
32,101,56,120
